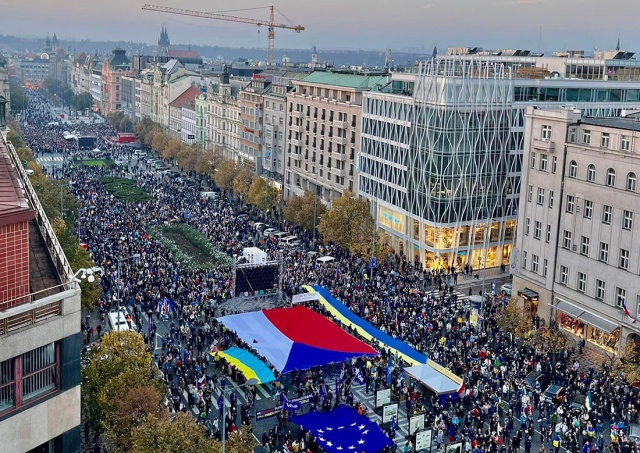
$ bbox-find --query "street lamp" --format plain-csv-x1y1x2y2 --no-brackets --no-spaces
116,254,140,332
221,377,258,452
72,266,104,284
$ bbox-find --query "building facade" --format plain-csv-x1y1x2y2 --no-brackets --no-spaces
181,102,196,144
0,54,9,108
195,93,207,148
16,55,51,86
168,86,201,139
0,131,82,452
513,108,640,353
121,74,136,120
359,56,640,269
205,72,243,160
285,72,386,204
100,49,131,117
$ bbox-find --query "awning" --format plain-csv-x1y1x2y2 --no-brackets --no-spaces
556,298,585,318
518,288,539,300
555,298,618,334
578,311,618,334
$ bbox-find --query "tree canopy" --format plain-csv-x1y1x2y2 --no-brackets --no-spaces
284,191,326,232
318,191,375,255
247,177,279,212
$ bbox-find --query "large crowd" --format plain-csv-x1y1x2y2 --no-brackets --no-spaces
19,92,640,453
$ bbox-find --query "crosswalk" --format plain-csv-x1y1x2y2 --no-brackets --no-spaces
36,156,65,163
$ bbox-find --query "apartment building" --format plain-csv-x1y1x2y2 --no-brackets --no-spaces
513,107,640,353
205,69,244,160
100,49,131,117
285,72,387,204
359,55,640,269
0,129,82,451
195,93,207,148
181,101,197,144
168,86,200,139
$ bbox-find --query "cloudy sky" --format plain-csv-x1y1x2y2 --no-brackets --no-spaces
3,0,637,52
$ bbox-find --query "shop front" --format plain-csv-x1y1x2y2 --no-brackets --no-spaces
517,288,539,316
555,298,620,353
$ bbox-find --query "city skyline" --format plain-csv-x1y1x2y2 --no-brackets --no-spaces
3,0,639,53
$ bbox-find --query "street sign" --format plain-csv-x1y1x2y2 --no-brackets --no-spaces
369,257,376,269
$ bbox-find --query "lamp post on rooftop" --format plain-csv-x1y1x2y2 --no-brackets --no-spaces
221,377,258,453
116,254,140,332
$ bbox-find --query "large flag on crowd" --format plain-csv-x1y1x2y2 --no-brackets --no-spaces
218,306,377,373
156,297,175,315
291,405,393,453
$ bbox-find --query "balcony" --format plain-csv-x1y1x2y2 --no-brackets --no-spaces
334,120,348,129
331,167,346,178
289,124,301,133
532,138,556,152
290,138,301,146
332,136,347,146
292,110,304,119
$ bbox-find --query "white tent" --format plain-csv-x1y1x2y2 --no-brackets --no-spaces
404,361,462,395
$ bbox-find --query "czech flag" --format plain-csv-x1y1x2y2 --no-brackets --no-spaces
621,301,636,323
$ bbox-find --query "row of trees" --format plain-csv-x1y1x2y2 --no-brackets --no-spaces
7,129,102,309
135,118,385,257
8,80,93,116
83,331,258,452
106,111,134,133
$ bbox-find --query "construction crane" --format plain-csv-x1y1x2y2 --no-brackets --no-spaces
141,4,304,66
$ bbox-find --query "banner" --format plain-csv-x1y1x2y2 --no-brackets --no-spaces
376,388,391,408
382,403,398,424
509,247,519,275
416,429,433,451
409,413,425,435
282,394,302,411
291,292,320,304
255,394,312,421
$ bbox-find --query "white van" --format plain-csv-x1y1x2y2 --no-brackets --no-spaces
317,256,336,264
280,235,299,246
108,308,135,332
273,231,290,240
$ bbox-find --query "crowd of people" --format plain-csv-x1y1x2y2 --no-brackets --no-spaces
18,92,640,453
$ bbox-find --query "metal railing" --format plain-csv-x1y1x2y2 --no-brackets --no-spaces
2,134,76,290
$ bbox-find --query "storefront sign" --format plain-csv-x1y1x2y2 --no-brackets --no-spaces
376,388,391,407
379,206,404,234
382,403,398,424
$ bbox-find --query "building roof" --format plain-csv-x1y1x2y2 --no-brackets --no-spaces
579,116,640,133
169,49,200,59
0,143,35,226
169,86,202,108
299,72,388,90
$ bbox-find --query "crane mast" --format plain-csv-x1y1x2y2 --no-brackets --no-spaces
141,4,304,66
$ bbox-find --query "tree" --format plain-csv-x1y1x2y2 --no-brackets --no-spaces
223,425,260,453
496,298,533,339
196,147,224,179
106,111,125,130
528,322,570,377
70,245,103,310
73,92,93,112
318,191,375,255
151,130,170,153
162,138,182,161
82,331,152,428
283,191,326,232
9,80,26,113
247,177,279,212
176,145,197,170
233,167,254,198
131,413,217,453
119,116,133,133
214,159,239,193
618,340,640,385
7,129,26,148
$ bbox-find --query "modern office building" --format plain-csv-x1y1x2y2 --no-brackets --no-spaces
513,107,640,353
285,72,387,204
359,54,640,270
0,127,82,451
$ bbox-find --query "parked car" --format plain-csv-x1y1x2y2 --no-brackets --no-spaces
500,283,513,296
237,214,250,221
262,228,277,237
524,371,551,391
542,384,565,403
273,231,290,240
254,222,268,231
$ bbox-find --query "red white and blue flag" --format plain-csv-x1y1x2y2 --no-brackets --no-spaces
621,300,636,323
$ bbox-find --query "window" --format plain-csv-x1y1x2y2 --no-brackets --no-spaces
599,242,609,262
620,248,630,270
530,152,536,169
621,136,630,151
569,160,578,178
577,272,587,292
616,287,626,308
534,221,542,239
583,130,591,144
623,210,634,230
595,280,606,300
582,200,593,219
549,191,554,208
603,205,613,224
0,343,58,414
566,195,575,213
563,230,572,249
587,164,596,183
525,218,530,235
542,124,552,140
540,154,548,171
606,168,616,187
522,251,527,269
546,224,551,243
627,172,637,192
601,132,610,148
580,236,590,256
537,188,545,205
531,255,539,273
560,265,569,284
552,156,557,174
527,185,533,202
543,259,548,277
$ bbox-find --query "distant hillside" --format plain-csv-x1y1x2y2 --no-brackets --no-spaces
0,34,430,68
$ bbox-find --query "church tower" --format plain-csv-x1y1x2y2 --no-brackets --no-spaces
158,25,170,57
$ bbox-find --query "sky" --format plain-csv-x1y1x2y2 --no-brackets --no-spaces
3,0,639,53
